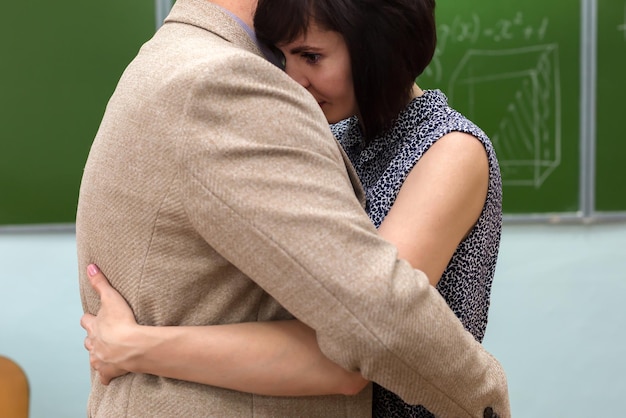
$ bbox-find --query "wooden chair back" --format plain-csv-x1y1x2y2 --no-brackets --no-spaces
0,355,29,418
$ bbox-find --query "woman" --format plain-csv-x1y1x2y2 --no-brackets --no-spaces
82,0,502,416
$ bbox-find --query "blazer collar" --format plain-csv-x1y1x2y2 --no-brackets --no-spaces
164,0,264,59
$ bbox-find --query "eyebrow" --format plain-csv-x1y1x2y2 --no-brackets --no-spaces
286,45,324,55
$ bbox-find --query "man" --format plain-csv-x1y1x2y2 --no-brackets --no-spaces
77,0,510,416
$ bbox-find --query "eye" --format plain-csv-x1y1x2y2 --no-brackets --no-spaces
301,53,321,64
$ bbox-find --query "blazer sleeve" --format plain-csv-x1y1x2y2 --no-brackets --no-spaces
178,53,510,418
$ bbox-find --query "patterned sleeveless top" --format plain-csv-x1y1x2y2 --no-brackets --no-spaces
331,89,503,418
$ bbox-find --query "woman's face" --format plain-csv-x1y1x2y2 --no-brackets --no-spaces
276,23,357,123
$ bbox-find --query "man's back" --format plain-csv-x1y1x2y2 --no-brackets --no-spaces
77,2,372,416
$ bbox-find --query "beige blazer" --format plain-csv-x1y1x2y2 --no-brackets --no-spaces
77,0,510,417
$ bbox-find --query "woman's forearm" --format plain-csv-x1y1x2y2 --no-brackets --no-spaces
122,319,368,396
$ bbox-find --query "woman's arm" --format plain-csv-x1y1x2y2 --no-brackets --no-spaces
82,131,489,395
378,131,489,286
81,271,365,395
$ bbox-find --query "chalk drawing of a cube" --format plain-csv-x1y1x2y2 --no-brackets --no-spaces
447,44,561,188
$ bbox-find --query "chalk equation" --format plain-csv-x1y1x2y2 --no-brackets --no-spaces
426,12,550,83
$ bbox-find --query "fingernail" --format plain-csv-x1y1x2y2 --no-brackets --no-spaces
87,264,100,277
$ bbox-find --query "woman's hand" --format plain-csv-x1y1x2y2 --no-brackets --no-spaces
80,264,138,385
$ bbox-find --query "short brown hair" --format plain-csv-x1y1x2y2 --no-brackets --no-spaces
254,0,437,143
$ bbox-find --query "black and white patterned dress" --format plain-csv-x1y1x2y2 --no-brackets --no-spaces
331,89,503,418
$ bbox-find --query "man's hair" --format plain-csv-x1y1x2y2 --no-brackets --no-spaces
254,0,437,143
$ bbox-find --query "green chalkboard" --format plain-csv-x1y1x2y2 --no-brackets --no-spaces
417,1,581,214
596,1,626,212
0,1,155,226
3,1,622,224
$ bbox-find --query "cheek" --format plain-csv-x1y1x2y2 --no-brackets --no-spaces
326,73,353,104
338,65,355,105
340,76,357,113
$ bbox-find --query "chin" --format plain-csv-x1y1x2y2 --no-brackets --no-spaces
326,115,352,125
324,112,347,124
322,111,336,124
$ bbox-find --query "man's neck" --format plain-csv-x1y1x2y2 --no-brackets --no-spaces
209,0,256,28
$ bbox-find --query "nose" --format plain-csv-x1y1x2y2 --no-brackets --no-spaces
284,59,310,89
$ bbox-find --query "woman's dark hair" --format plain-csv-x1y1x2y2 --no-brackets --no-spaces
254,0,437,143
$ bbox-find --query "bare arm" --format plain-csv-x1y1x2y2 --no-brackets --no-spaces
378,131,489,286
81,271,365,395
82,131,488,396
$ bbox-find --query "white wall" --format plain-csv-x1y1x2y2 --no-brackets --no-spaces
483,223,626,417
0,231,89,418
1,223,625,417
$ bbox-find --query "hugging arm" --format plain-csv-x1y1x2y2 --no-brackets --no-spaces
82,126,492,401
82,269,366,396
